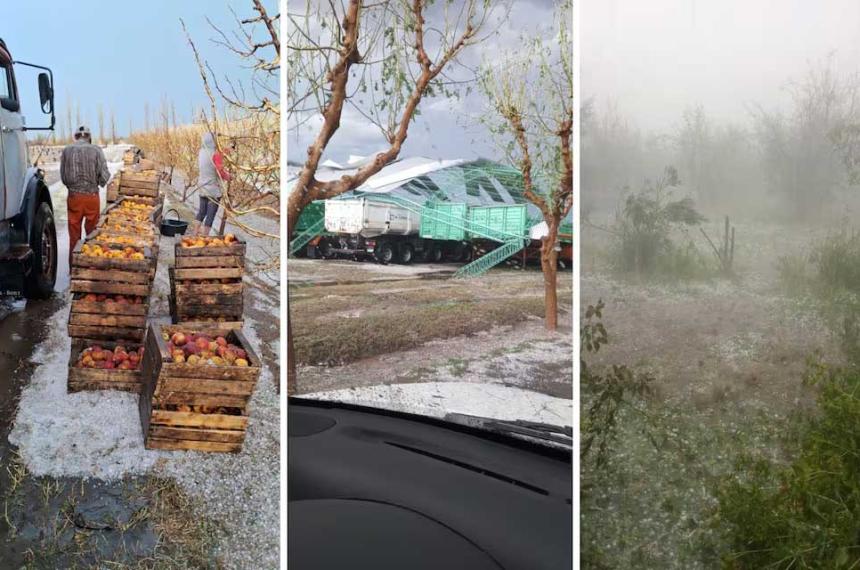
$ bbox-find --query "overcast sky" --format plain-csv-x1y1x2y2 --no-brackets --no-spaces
583,0,860,131
287,0,561,164
5,0,277,139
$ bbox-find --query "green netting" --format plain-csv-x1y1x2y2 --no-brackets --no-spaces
295,200,325,232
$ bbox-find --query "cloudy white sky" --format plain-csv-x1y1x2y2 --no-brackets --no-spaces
583,0,860,131
287,0,560,164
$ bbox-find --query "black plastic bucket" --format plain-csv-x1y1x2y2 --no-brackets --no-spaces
160,208,189,237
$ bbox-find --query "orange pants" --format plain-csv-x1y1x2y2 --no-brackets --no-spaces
68,192,100,264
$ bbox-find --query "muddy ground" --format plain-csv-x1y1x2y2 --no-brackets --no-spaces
289,259,573,403
580,215,845,568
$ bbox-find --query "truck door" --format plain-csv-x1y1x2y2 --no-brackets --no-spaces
0,49,26,220
0,53,10,222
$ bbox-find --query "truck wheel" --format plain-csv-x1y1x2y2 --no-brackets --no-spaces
24,202,57,299
318,239,333,259
397,243,414,264
459,244,473,263
426,247,442,263
375,241,394,264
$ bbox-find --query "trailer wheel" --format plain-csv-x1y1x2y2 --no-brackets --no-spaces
24,202,57,300
426,247,442,263
375,241,394,264
458,244,473,263
397,243,414,264
318,239,333,259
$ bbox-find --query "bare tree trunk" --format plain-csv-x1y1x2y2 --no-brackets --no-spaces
287,310,295,395
286,196,301,395
540,221,561,331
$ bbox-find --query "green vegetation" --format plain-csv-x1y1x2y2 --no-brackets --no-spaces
716,360,860,569
778,230,860,362
613,168,714,281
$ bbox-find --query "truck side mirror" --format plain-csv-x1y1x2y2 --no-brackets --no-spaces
38,72,52,113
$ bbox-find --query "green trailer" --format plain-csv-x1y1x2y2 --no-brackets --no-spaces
468,204,528,241
420,202,468,241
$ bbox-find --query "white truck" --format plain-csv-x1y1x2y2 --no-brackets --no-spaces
322,197,471,264
0,38,57,298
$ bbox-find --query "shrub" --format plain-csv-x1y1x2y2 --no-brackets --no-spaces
810,229,860,294
581,300,654,469
716,361,860,569
613,168,708,278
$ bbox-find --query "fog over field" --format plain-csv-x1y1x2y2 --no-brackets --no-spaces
581,2,860,568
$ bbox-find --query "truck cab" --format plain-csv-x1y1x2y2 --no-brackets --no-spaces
0,38,57,299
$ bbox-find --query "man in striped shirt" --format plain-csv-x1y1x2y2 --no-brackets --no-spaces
60,125,110,267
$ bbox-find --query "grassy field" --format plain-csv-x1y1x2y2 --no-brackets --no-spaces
580,217,846,568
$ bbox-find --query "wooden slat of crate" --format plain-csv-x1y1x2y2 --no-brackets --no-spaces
70,295,148,317
119,184,160,198
71,267,151,285
175,242,246,257
70,280,150,297
174,255,244,269
68,340,143,393
173,281,242,295
173,292,242,306
152,391,250,408
148,426,245,443
174,305,244,319
71,255,151,273
174,267,243,281
69,312,146,328
150,409,249,430
69,325,145,342
144,438,242,453
172,320,244,330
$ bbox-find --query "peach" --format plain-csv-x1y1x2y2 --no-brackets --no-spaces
171,332,187,347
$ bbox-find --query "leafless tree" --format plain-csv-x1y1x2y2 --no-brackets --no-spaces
478,0,572,331
182,0,280,240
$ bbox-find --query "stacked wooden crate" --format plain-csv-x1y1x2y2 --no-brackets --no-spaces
139,323,261,452
67,196,163,393
169,236,245,329
116,169,165,203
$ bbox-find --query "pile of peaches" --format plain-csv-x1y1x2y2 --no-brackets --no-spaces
76,344,144,371
163,331,250,367
180,234,238,248
81,243,146,260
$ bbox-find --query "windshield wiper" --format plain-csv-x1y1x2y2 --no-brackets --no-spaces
444,413,573,448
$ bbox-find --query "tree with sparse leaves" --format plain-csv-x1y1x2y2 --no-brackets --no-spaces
477,0,572,331
286,0,498,393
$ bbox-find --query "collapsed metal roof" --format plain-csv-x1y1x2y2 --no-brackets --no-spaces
287,156,572,229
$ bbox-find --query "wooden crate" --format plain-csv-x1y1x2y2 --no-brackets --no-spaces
69,243,154,299
117,170,164,199
69,292,149,342
171,240,246,322
167,291,244,328
68,339,144,394
139,323,261,452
